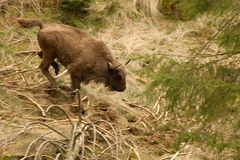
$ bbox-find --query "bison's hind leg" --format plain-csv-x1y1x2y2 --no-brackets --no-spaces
38,51,60,75
39,49,58,89
51,61,60,75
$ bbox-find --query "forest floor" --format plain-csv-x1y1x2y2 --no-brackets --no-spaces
0,1,220,160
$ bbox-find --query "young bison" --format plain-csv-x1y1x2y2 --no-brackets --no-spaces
18,19,129,92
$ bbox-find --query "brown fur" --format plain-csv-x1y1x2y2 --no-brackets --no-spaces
37,51,59,75
18,19,127,92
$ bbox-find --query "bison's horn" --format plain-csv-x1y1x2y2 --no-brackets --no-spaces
115,60,131,69
115,64,122,69
125,59,131,65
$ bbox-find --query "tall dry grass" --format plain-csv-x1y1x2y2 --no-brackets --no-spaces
133,0,162,16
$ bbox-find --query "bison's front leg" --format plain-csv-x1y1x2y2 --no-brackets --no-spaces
71,75,81,90
67,75,80,98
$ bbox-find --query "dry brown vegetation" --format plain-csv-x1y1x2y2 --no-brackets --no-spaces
0,0,231,159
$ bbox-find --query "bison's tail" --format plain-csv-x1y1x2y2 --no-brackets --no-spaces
17,19,43,29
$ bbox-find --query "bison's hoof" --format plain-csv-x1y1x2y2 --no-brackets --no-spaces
59,85,72,91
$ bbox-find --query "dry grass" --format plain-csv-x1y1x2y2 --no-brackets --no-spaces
0,0,232,159
133,0,161,16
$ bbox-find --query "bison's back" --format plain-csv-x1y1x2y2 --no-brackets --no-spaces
38,23,111,67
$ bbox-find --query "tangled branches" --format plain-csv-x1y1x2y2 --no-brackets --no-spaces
1,90,141,160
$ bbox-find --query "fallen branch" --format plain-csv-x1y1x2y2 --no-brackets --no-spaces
127,102,157,119
21,122,69,140
14,50,40,56
24,116,56,121
170,151,179,160
1,68,35,78
97,140,122,158
21,154,55,160
0,63,21,73
159,152,187,160
65,125,82,160
76,89,83,122
46,105,74,129
54,153,61,160
34,140,51,160
15,62,30,87
124,141,141,160
19,94,46,117
6,39,25,47
34,140,65,160
22,132,53,159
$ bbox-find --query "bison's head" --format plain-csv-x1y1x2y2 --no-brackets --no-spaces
105,61,129,92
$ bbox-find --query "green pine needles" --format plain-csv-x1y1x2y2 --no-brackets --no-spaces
61,0,93,16
161,0,238,20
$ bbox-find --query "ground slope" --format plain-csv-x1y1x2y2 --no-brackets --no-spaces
0,1,221,159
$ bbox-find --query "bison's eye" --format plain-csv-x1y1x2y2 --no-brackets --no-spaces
114,74,122,81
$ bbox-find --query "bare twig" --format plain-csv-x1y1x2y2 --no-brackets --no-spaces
34,140,50,160
30,0,42,16
21,154,55,160
0,63,21,73
6,39,25,47
143,119,155,130
24,51,36,62
46,105,74,129
95,120,118,140
89,123,97,160
21,122,69,140
17,0,24,16
198,12,240,55
66,122,89,160
141,121,147,128
96,126,114,154
170,151,179,160
127,102,157,119
24,116,56,121
76,89,83,122
19,93,46,116
152,112,164,122
80,132,86,160
14,50,40,56
34,140,65,160
153,95,161,110
97,140,122,158
95,129,113,153
124,141,141,160
0,127,28,147
44,140,66,155
127,147,133,160
1,68,36,78
54,153,61,160
196,52,240,70
22,132,53,159
65,133,82,160
15,62,30,86
54,153,62,160
66,123,77,152
159,152,187,160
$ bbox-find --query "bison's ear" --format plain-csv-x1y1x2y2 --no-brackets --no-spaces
107,62,116,73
